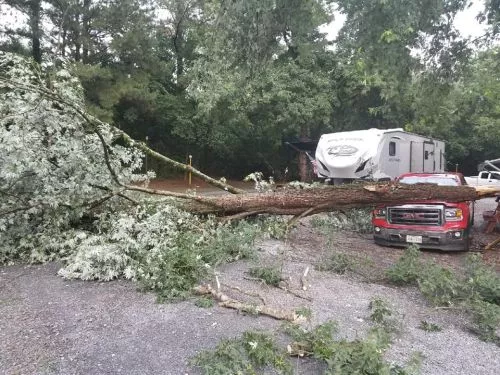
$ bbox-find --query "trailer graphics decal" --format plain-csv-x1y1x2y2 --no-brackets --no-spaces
327,145,358,156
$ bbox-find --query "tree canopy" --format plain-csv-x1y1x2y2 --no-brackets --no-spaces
1,0,499,178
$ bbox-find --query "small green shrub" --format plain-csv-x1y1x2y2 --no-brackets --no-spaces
191,331,292,375
135,218,260,302
315,252,355,274
385,245,421,285
282,320,338,359
195,297,215,308
390,352,424,375
387,248,500,342
469,299,500,343
417,263,463,306
248,266,282,286
295,306,313,321
282,319,415,374
418,321,442,332
258,216,289,240
465,254,500,305
369,298,393,325
369,297,402,341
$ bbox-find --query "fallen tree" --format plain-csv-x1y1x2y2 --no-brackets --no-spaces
2,52,500,304
2,52,499,225
181,184,500,217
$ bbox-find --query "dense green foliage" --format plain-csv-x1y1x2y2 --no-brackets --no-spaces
387,246,500,342
193,311,421,375
1,0,499,177
192,330,293,375
0,52,280,301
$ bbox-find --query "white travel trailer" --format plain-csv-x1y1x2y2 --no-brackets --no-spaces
314,128,445,183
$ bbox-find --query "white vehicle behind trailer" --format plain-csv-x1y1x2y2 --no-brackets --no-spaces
464,171,500,186
314,128,445,183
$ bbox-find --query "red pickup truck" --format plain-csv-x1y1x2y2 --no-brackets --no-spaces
372,173,474,251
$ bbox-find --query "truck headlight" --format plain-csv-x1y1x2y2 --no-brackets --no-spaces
445,208,463,221
373,208,386,218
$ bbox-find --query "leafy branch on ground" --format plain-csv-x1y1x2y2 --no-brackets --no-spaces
282,300,417,374
295,306,313,321
191,330,293,375
55,203,265,302
195,297,215,308
311,208,374,234
315,252,356,274
248,266,283,287
193,310,421,375
315,240,377,280
386,245,500,343
419,321,442,332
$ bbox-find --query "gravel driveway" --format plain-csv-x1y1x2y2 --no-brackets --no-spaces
1,199,499,375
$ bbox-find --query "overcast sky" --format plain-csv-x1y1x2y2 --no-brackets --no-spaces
319,0,487,40
0,0,489,43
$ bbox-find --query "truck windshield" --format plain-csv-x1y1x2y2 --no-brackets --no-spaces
398,176,459,186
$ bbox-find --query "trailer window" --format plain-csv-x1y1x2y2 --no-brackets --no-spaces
389,142,396,156
424,151,429,160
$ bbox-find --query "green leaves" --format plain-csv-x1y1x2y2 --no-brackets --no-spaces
386,247,500,342
192,330,293,375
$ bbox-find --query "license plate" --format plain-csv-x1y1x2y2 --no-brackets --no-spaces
406,235,422,244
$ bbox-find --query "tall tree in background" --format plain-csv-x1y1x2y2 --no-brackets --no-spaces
1,0,43,62
186,0,336,179
334,0,471,125
1,0,499,178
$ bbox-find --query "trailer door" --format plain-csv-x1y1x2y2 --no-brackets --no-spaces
423,141,435,172
385,137,402,179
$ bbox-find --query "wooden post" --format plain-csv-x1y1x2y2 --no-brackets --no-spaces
189,155,192,186
145,136,149,173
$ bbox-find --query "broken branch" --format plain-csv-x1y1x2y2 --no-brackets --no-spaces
194,284,302,322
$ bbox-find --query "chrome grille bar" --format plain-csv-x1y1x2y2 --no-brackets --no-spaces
388,205,443,226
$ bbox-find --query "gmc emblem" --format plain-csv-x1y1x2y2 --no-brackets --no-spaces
402,213,424,219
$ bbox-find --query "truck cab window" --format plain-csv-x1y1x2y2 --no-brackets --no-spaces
389,141,396,156
490,173,500,180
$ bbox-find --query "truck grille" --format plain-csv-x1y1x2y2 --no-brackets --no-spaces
388,206,443,226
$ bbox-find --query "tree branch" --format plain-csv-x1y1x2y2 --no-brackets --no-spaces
0,77,246,195
194,284,302,322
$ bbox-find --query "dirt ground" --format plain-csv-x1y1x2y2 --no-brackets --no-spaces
1,183,499,375
146,177,255,194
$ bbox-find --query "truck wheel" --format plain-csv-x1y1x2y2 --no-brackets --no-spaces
464,238,470,251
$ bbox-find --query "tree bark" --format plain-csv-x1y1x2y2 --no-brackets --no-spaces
29,0,42,63
82,0,91,63
298,127,309,182
183,184,500,216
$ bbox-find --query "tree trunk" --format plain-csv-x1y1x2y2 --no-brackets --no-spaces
183,184,498,216
29,0,42,63
298,127,309,182
82,0,91,63
298,152,308,182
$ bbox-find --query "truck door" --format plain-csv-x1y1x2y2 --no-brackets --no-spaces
423,142,435,172
487,172,500,186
